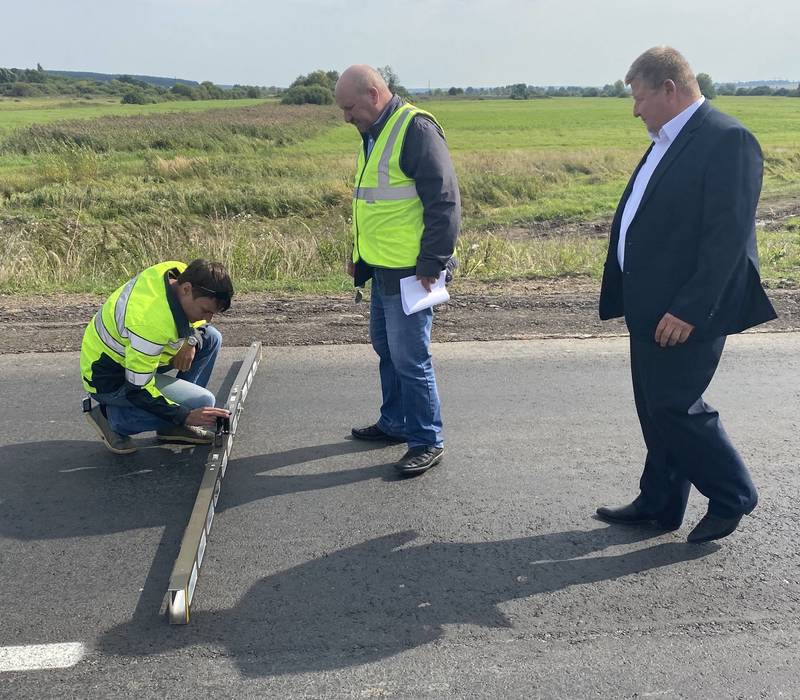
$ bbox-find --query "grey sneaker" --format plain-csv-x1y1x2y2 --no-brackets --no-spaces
156,425,214,445
85,405,137,455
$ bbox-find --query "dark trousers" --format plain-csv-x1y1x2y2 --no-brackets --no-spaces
630,335,758,522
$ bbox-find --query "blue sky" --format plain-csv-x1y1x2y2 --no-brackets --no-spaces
3,0,798,87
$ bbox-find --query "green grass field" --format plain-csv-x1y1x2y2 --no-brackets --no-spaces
0,95,797,293
0,96,268,134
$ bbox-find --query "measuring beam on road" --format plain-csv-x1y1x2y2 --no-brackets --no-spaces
166,341,262,625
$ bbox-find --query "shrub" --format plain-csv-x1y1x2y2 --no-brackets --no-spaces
171,83,196,99
121,89,156,105
281,85,333,105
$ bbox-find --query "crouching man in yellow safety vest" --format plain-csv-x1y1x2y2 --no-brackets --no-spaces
80,259,233,454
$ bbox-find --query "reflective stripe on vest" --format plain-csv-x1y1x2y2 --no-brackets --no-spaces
353,185,418,202
353,107,417,203
125,368,156,386
114,275,137,338
94,312,125,356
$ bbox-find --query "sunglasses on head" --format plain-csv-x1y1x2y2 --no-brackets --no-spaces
195,285,231,311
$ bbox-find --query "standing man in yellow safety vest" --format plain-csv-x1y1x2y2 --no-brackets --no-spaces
80,259,233,454
335,65,461,476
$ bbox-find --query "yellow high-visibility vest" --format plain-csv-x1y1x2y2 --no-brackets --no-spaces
80,261,202,406
352,103,442,268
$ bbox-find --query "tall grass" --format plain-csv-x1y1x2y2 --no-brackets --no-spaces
1,97,799,293
1,103,340,154
4,213,792,293
0,211,354,292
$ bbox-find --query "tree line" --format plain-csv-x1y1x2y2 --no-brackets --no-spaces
0,65,278,104
440,74,799,100
3,64,797,106
280,67,800,105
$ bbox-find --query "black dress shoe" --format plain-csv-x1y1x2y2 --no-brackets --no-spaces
596,500,681,531
394,446,444,476
687,512,744,543
351,424,405,443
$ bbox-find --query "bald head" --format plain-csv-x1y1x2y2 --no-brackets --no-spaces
335,64,393,133
337,65,391,100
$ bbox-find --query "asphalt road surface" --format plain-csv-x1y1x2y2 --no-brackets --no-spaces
1,333,798,699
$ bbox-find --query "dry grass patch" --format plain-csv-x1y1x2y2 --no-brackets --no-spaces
150,155,209,180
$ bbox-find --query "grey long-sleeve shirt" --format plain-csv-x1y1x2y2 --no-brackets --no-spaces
354,95,461,293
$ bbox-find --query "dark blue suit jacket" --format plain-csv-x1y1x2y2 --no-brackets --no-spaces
599,101,777,340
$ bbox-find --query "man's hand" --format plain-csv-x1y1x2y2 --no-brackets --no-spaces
654,312,695,347
171,341,196,371
417,274,438,293
345,260,355,278
185,407,230,428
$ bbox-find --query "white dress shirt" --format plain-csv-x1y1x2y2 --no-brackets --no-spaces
617,96,705,270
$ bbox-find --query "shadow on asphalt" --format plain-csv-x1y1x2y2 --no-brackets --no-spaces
0,385,720,677
0,355,394,541
0,434,396,611
218,441,402,505
97,526,718,677
0,438,208,540
0,359,246,541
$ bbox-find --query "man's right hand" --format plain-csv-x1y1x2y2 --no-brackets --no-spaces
345,260,354,277
185,407,230,428
654,312,695,347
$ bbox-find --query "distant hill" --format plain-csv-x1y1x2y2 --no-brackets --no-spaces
1,66,273,103
46,70,199,88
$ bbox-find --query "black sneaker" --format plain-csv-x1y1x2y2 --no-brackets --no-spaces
394,446,444,476
351,423,405,443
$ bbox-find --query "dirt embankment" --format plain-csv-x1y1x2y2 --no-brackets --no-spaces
2,198,798,354
1,278,797,354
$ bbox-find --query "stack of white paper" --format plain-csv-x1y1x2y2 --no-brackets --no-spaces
400,271,450,316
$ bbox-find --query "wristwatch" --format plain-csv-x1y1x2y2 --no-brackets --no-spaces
186,334,199,347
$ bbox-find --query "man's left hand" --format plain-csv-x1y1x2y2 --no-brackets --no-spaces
655,313,695,347
417,275,438,293
172,342,196,371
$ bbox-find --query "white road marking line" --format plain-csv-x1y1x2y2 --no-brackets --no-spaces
114,469,153,478
0,642,86,673
59,467,99,473
161,445,195,454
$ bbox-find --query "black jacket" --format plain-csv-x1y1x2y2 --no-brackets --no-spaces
599,101,777,340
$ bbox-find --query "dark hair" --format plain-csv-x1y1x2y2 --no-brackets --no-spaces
177,259,234,312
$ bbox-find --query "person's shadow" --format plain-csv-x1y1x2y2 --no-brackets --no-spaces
98,526,718,677
0,433,396,629
0,393,719,678
0,437,395,543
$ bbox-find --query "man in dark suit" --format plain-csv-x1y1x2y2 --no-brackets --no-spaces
596,47,777,544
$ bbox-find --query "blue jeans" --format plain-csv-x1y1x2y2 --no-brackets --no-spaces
370,271,443,448
95,325,222,436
